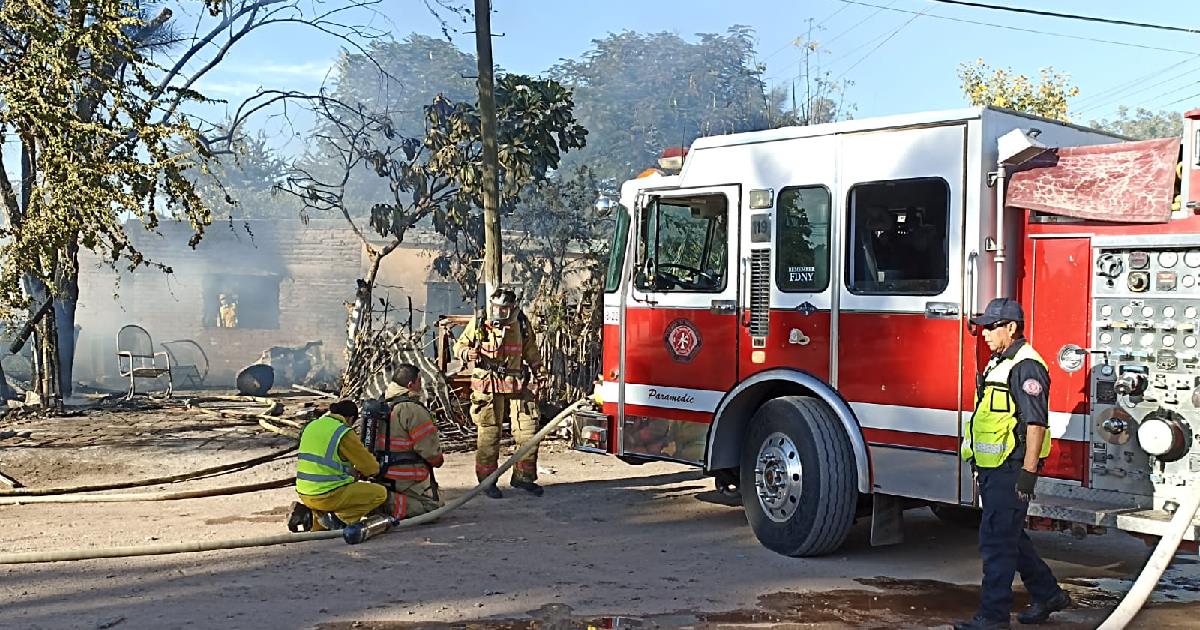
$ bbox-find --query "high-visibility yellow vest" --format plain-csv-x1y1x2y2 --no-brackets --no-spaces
961,342,1053,468
296,414,355,496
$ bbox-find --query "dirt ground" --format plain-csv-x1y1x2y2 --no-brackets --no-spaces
1,396,1199,630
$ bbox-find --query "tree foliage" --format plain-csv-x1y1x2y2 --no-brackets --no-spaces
184,127,303,220
282,73,587,294
0,0,210,315
957,59,1079,122
551,26,771,183
1090,106,1184,140
768,37,853,128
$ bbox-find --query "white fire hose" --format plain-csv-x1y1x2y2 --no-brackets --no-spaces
0,399,589,565
1097,489,1200,629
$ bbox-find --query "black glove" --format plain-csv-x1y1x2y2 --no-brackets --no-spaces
1017,468,1039,502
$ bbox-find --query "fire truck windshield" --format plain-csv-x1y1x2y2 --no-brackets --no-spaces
634,195,728,293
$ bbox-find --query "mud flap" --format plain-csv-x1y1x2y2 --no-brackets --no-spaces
870,493,905,546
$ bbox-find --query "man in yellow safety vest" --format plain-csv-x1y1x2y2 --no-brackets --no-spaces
954,298,1071,630
288,400,387,532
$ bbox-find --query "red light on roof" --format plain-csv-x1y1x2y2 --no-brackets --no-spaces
1186,108,1200,120
658,146,688,171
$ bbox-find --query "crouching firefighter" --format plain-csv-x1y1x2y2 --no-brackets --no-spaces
287,400,387,533
342,364,445,544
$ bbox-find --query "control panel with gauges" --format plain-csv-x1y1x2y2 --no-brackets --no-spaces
1086,242,1200,502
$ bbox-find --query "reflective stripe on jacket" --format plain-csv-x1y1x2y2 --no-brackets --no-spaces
961,343,1052,468
296,415,354,495
452,315,540,394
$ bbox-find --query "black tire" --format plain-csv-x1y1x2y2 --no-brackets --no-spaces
739,396,857,557
931,503,982,528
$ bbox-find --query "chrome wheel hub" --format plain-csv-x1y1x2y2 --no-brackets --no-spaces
755,432,803,523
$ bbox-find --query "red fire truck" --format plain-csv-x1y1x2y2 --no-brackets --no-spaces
572,105,1200,557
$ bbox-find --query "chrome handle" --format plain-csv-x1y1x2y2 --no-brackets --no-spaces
925,302,960,319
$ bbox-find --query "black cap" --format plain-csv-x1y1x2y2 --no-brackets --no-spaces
970,297,1025,326
329,400,359,420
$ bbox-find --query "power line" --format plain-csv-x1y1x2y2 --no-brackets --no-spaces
928,0,1200,36
763,1,900,84
1161,89,1200,109
1073,56,1199,109
1076,59,1200,115
835,1,1197,56
831,9,927,81
760,3,856,65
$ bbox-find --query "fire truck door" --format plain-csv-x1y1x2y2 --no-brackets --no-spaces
620,186,741,463
836,124,967,502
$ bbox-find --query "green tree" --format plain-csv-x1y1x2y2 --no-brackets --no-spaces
185,127,303,220
282,73,587,320
0,0,210,403
1090,106,1184,140
957,59,1079,122
0,0,392,402
551,26,771,182
295,34,478,213
768,35,853,127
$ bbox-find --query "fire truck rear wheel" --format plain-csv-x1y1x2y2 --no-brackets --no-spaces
739,396,857,557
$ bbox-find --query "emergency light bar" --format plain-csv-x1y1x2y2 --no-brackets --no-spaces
658,147,688,171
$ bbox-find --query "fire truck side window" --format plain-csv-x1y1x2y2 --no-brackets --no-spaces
634,195,728,293
776,186,832,292
604,207,631,293
846,178,950,295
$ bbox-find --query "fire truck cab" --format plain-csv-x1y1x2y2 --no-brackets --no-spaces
576,105,1200,557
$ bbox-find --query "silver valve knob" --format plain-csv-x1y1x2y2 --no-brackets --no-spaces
1114,372,1148,397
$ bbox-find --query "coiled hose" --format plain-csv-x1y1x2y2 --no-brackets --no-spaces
0,399,589,565
1097,489,1200,629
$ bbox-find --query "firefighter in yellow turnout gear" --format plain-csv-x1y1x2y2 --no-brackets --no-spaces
289,400,387,532
377,364,445,520
452,289,544,498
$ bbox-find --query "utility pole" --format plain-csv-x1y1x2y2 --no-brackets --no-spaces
473,0,502,300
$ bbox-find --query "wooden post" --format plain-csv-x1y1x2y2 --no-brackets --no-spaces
474,0,502,300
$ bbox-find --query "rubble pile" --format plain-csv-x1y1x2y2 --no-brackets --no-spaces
340,326,477,453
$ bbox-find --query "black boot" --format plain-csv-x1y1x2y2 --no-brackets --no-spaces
316,512,348,531
1017,591,1071,625
512,479,544,496
287,501,313,533
483,484,504,499
953,615,1011,630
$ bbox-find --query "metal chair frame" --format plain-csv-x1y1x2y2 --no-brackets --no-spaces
160,339,209,389
116,324,173,400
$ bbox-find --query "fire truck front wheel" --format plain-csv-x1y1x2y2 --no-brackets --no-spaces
739,396,857,557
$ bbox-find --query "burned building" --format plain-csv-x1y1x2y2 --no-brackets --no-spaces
73,219,474,390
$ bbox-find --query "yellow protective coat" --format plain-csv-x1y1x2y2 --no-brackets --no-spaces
453,313,543,482
379,389,444,519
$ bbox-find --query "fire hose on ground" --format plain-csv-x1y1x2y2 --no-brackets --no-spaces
0,478,295,505
0,446,296,497
0,399,589,565
1096,489,1200,630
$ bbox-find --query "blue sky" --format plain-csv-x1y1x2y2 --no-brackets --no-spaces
4,1,1197,180
190,0,1200,148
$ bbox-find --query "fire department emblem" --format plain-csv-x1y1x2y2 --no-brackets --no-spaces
664,318,702,363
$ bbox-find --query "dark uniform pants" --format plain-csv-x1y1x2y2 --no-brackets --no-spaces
976,461,1064,621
